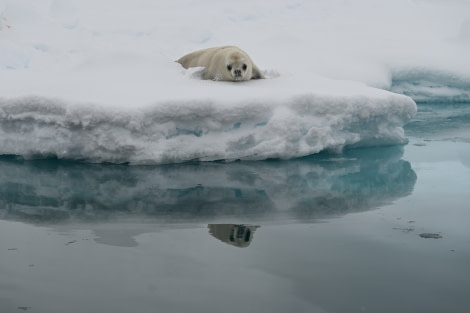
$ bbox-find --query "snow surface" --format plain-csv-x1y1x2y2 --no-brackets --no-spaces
1,0,469,164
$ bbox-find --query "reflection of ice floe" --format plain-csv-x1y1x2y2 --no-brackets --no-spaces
208,224,259,248
0,145,416,224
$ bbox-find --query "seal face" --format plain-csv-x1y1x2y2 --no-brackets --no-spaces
225,51,249,81
177,46,265,82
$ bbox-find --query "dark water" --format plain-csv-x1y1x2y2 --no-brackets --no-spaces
1,103,470,313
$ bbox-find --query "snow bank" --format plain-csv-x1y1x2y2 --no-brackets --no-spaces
0,79,416,164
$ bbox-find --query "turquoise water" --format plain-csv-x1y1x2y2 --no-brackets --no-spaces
1,103,470,313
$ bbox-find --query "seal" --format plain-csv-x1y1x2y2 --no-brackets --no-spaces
177,46,265,81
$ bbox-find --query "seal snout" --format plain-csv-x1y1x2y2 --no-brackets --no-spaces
234,69,242,77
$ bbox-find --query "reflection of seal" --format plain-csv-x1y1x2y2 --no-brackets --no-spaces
177,46,265,81
208,224,259,248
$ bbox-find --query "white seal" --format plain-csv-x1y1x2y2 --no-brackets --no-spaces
177,46,265,81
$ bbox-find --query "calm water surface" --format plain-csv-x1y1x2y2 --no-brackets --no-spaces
1,104,469,313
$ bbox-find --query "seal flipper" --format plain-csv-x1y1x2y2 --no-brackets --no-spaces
251,65,265,79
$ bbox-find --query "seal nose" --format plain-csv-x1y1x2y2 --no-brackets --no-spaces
234,69,242,77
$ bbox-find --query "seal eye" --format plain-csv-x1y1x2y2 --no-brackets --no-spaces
227,65,232,71
242,64,247,71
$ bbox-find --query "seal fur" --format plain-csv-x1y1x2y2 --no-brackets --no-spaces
177,46,264,81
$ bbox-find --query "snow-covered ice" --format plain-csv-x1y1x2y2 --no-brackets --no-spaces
1,0,469,164
0,88,415,164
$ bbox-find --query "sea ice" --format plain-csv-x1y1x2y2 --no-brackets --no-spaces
1,0,468,163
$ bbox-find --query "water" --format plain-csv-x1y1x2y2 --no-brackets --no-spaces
1,103,470,313
404,103,470,142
